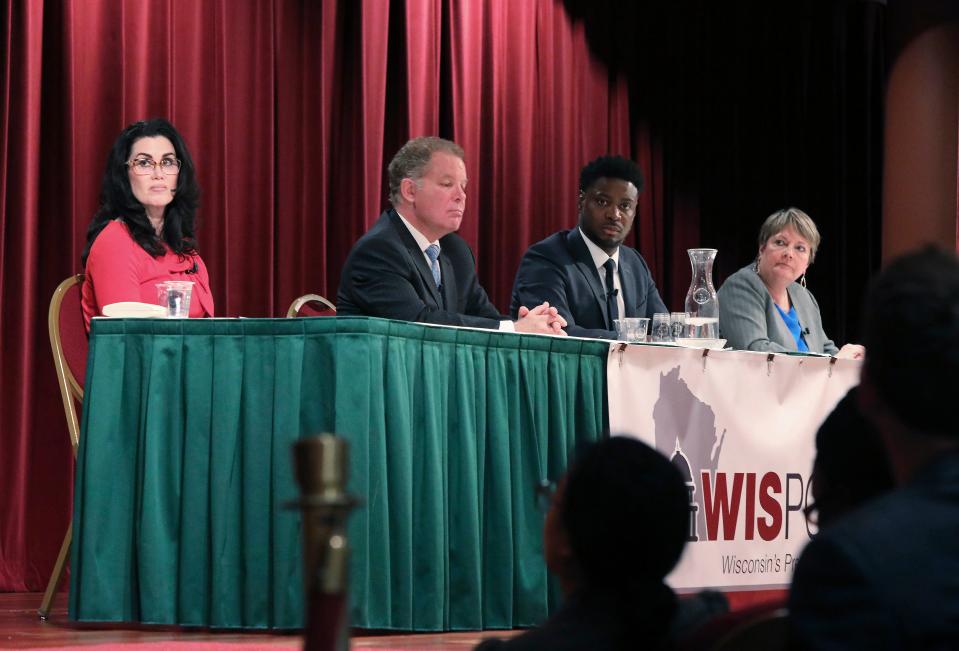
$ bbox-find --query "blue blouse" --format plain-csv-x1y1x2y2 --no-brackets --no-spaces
775,304,809,352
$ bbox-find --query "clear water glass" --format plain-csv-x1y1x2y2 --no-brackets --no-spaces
651,313,672,342
156,281,194,318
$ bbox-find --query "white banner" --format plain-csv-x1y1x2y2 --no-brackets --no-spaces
607,344,860,591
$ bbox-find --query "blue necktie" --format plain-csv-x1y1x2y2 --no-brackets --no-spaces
425,244,441,288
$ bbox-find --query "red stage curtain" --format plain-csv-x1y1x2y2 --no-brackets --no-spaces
0,0,666,591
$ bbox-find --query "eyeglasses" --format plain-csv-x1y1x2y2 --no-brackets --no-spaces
127,157,181,176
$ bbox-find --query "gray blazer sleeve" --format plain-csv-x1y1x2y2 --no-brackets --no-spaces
718,266,792,353
718,265,838,355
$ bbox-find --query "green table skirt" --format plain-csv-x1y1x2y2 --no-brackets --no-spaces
69,317,608,630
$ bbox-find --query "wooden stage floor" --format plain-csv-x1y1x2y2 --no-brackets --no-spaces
0,592,517,650
2,590,786,649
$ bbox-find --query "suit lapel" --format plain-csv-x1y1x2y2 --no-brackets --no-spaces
567,230,612,328
618,258,635,317
439,253,457,310
387,211,443,306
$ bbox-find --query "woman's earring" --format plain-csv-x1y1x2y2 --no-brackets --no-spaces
800,274,807,288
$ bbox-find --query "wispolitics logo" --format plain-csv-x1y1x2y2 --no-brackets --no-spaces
655,367,816,547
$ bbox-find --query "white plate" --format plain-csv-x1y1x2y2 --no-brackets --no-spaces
674,337,726,350
102,302,167,318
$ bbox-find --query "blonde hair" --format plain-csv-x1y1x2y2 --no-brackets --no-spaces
758,207,821,262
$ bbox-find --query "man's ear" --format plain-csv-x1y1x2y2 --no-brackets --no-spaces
856,373,879,417
399,177,418,204
548,522,577,586
576,190,586,213
857,372,896,439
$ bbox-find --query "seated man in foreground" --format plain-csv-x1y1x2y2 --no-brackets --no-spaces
337,136,565,334
789,247,959,649
477,436,688,650
510,156,667,339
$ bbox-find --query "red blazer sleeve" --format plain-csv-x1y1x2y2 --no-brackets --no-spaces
84,220,145,309
82,220,215,329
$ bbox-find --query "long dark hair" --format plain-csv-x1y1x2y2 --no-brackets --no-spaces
81,118,201,266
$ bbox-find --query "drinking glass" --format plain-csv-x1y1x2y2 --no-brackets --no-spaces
614,317,650,343
156,281,194,318
651,313,672,342
670,312,688,340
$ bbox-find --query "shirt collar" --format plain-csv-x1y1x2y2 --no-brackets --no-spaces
396,210,440,253
579,227,620,269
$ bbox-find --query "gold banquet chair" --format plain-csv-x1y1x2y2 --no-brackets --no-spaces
286,293,337,317
39,274,88,619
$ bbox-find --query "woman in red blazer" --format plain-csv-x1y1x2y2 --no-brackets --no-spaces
81,118,214,330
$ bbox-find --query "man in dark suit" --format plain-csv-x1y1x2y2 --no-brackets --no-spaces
338,137,565,334
510,156,668,339
789,247,959,649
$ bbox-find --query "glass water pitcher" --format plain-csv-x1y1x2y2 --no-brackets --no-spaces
684,248,719,339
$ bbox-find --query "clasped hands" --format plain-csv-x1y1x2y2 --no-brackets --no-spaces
514,302,568,335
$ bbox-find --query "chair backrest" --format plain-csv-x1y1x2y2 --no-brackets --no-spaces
49,274,87,455
712,608,788,651
287,293,337,318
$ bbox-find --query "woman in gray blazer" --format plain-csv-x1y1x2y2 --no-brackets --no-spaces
718,208,864,358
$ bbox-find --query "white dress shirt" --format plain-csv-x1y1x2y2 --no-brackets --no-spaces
578,227,626,319
397,211,441,270
396,211,514,332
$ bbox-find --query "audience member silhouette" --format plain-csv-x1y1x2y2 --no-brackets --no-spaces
675,388,893,651
789,247,959,649
806,386,896,531
477,436,688,650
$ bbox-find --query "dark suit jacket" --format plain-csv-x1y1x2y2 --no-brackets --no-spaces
789,453,959,650
337,210,506,329
509,228,668,339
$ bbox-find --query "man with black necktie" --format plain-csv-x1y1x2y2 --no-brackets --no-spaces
510,156,668,339
337,136,566,334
